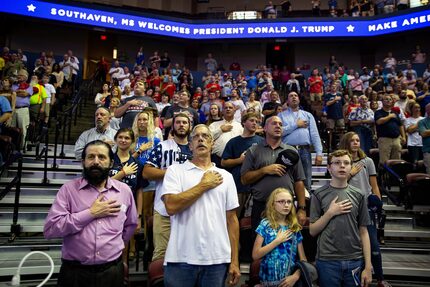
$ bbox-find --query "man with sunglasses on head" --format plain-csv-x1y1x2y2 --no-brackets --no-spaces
310,149,372,287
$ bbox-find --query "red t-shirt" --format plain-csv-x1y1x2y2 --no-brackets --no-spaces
308,76,323,93
162,83,176,98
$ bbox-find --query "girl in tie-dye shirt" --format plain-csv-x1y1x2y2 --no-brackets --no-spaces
252,188,307,286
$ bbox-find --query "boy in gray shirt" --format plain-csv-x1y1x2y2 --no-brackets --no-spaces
310,149,372,287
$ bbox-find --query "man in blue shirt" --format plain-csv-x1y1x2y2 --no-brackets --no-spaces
324,84,345,151
279,92,323,192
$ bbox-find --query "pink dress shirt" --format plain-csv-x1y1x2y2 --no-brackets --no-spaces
44,177,138,265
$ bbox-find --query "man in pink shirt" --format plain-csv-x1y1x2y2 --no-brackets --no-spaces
44,140,137,287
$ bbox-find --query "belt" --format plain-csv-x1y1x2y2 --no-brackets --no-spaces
293,145,310,150
15,106,29,109
61,256,122,272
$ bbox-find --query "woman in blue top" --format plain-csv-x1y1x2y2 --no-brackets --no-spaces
252,188,307,287
132,109,161,230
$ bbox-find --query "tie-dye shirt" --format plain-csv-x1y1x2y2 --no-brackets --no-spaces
256,218,303,284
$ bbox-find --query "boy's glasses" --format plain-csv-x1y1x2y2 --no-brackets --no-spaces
330,160,351,166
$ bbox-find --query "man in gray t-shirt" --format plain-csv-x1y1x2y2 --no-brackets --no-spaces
241,116,306,232
310,150,372,287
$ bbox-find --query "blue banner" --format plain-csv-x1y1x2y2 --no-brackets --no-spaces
1,0,429,39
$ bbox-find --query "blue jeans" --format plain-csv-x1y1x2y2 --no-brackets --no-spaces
164,262,228,287
299,147,312,192
316,259,363,287
353,126,373,156
368,209,384,281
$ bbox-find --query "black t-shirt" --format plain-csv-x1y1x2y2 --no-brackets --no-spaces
119,95,157,128
109,153,147,197
374,109,401,138
160,56,171,69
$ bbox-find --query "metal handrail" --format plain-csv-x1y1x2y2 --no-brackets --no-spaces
0,152,23,242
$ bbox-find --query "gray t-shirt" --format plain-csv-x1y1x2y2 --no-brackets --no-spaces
349,157,377,197
310,184,371,260
119,95,157,129
240,141,305,202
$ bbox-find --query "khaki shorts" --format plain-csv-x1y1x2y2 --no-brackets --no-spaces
310,92,323,102
378,137,401,165
326,118,345,130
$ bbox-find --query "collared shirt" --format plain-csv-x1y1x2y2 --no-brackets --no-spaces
279,108,323,156
160,160,239,265
12,83,32,107
418,117,430,153
209,119,244,157
348,107,374,129
44,177,138,265
74,127,117,160
241,141,305,202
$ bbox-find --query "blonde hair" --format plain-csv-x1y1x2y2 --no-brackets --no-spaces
264,188,301,232
132,110,155,142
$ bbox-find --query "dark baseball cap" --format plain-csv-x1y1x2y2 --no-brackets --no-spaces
276,149,299,168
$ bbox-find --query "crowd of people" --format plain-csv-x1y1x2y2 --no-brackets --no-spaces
0,47,80,164
1,41,429,287
263,0,414,18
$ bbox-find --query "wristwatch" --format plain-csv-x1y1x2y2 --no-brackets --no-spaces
298,205,306,211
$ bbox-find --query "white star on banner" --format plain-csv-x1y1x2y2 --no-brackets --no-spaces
27,4,36,12
346,25,355,32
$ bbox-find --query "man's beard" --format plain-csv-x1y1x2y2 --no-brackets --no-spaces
83,166,110,186
172,128,190,139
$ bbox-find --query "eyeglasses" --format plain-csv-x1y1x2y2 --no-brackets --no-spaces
192,133,211,140
275,200,292,205
330,160,351,166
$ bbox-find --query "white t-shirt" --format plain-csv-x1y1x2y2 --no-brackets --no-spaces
209,119,244,157
160,161,239,265
109,67,124,79
405,116,424,147
44,83,56,104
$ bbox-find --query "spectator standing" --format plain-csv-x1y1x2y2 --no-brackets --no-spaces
397,0,409,10
412,45,427,64
44,140,137,287
375,94,406,166
309,149,372,287
221,112,264,216
338,133,391,287
324,84,345,150
74,107,116,160
109,128,145,260
308,68,324,103
241,116,307,232
252,188,307,287
311,0,321,16
264,1,277,18
279,92,323,192
160,124,241,287
204,53,218,73
405,103,424,164
418,103,430,174
209,102,243,166
11,69,32,150
143,113,192,261
383,52,397,69
114,80,157,129
281,0,292,17
348,95,375,155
